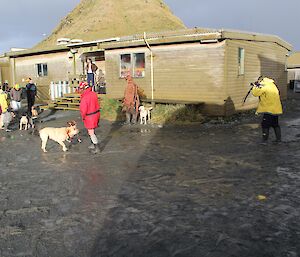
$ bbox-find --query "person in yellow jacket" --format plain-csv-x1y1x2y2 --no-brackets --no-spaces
251,77,282,143
0,89,9,129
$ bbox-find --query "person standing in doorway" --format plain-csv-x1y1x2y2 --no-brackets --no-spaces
25,78,37,114
86,58,98,88
79,81,101,154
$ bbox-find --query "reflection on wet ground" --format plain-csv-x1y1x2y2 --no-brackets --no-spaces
0,95,300,257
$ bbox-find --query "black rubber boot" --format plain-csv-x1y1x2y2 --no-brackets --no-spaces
90,144,100,154
261,128,269,144
273,126,282,143
124,112,131,125
131,113,137,125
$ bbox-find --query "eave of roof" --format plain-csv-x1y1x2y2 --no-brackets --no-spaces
287,52,300,68
97,28,292,51
6,45,69,58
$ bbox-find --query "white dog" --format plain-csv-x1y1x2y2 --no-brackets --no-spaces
39,121,79,153
139,106,153,125
19,115,34,130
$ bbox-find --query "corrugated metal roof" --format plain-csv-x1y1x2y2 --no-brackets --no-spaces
98,28,292,51
6,45,69,58
3,28,292,57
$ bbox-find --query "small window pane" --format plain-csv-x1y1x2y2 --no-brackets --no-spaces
238,48,245,75
43,64,48,76
37,64,42,77
120,54,131,78
36,63,48,77
133,53,145,78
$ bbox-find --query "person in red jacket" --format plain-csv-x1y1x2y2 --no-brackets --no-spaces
79,81,101,154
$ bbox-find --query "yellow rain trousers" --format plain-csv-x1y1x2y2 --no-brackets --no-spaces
0,92,8,113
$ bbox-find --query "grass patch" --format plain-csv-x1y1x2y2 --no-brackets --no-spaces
149,104,205,124
100,98,123,121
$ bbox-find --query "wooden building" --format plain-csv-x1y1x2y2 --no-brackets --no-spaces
97,28,291,115
0,28,291,115
0,54,11,85
0,39,112,101
287,52,300,84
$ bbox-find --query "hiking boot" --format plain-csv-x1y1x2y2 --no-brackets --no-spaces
88,144,96,150
90,144,100,154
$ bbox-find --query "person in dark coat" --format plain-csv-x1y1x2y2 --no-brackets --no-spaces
25,78,37,114
79,81,101,154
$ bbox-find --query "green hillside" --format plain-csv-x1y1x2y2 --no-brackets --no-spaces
36,0,186,49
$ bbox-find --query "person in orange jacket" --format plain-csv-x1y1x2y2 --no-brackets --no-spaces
122,74,140,125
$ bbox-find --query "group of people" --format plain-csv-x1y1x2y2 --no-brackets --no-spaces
79,73,283,156
0,78,37,131
78,72,140,154
0,71,283,152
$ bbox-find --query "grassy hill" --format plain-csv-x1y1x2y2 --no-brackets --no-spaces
35,0,186,49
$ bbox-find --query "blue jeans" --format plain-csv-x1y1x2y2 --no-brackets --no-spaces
87,73,95,86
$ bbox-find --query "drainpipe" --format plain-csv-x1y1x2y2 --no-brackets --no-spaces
73,53,76,76
11,58,16,86
143,32,154,106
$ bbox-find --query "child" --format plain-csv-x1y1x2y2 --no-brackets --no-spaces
0,89,8,129
1,110,15,132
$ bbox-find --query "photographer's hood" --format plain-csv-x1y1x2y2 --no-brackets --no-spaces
260,77,275,86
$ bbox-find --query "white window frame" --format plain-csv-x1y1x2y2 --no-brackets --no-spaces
119,53,145,78
36,63,48,77
238,48,245,76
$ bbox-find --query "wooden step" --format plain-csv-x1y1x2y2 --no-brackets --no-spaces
54,106,79,111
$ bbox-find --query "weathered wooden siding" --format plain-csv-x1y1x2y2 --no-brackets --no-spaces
0,56,12,85
105,42,226,114
287,68,300,82
224,40,289,114
13,51,75,101
105,46,152,98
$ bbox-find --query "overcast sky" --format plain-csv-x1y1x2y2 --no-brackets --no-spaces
0,0,299,53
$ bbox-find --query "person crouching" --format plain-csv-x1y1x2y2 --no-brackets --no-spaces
79,81,101,154
10,84,23,114
251,77,282,144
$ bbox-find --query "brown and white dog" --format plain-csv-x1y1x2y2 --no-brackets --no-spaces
139,106,153,125
31,106,38,119
39,121,79,153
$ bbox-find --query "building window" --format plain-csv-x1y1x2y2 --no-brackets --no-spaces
238,48,245,75
36,63,48,77
120,53,145,78
120,54,131,78
133,53,145,78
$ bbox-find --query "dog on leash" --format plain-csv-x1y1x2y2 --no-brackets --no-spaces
39,120,79,153
139,106,153,125
19,114,34,130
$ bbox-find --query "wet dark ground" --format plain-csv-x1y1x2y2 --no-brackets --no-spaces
0,93,300,257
